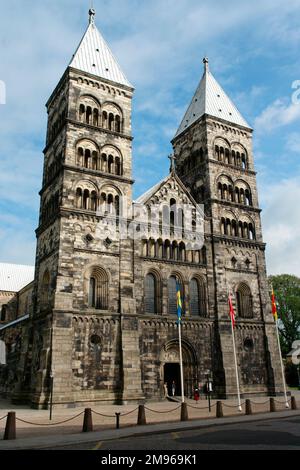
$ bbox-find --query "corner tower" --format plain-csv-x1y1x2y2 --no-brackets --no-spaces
27,10,142,408
172,59,283,397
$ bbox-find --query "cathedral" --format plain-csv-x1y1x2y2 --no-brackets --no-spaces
0,9,283,408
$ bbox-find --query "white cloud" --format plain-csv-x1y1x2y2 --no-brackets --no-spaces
254,98,300,133
285,132,300,153
261,177,300,276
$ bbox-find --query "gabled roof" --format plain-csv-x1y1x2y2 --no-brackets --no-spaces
0,263,34,293
69,9,133,89
174,58,251,138
135,171,199,208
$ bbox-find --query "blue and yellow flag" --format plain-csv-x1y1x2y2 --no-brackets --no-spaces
176,282,182,324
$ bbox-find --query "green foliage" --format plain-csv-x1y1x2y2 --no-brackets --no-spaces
269,275,300,356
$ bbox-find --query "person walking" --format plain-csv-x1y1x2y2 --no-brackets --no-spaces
171,380,176,397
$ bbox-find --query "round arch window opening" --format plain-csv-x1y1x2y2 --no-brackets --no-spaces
244,337,254,352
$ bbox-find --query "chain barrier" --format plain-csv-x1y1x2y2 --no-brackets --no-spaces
91,409,116,419
273,398,291,404
15,411,84,427
249,399,270,405
222,401,246,409
144,405,181,414
120,407,139,417
0,415,7,421
186,402,217,410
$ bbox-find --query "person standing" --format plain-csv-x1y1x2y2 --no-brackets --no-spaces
171,380,176,397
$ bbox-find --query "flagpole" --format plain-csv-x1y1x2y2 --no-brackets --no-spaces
271,284,289,408
230,313,242,412
178,320,185,403
275,317,289,408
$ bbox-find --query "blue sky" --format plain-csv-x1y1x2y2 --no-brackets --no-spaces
0,0,300,275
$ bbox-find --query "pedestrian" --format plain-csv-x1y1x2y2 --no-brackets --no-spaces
194,386,200,402
164,382,168,397
171,380,176,397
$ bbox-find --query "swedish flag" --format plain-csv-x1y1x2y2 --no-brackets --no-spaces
176,282,182,324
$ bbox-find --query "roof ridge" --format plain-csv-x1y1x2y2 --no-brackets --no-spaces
174,59,251,139
69,15,133,89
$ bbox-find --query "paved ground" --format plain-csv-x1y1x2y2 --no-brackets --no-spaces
43,414,300,450
0,392,298,449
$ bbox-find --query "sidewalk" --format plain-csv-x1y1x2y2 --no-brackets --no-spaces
0,408,299,450
0,395,298,448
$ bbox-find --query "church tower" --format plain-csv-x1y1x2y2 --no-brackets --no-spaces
172,59,282,396
28,9,143,407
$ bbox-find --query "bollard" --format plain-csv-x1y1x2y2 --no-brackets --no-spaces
82,408,93,433
137,405,146,425
181,402,188,422
115,412,121,429
216,401,223,418
4,412,16,440
270,397,276,413
245,399,252,415
291,396,297,410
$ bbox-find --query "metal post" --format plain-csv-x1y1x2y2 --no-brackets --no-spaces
115,412,121,429
49,374,54,421
231,317,242,412
275,321,289,408
206,374,211,412
178,321,185,403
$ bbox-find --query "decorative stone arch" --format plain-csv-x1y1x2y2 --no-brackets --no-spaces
75,138,100,168
144,268,162,314
188,274,208,317
214,136,231,149
100,144,123,175
235,281,253,319
78,94,101,108
83,265,110,310
74,179,99,193
160,338,198,398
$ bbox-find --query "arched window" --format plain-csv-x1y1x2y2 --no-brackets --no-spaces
1,305,7,322
108,113,114,131
91,191,97,211
83,189,89,210
76,188,83,208
93,108,99,126
86,106,92,124
102,111,108,128
108,155,114,173
115,115,121,133
236,283,253,318
189,279,199,316
88,267,109,310
145,273,157,314
168,276,183,315
41,270,50,306
79,104,85,122
115,157,122,175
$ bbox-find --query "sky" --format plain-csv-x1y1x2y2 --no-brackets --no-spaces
0,0,299,276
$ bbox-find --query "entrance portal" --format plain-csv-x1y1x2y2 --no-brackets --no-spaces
164,363,181,396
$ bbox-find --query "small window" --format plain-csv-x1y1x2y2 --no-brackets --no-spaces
1,305,7,322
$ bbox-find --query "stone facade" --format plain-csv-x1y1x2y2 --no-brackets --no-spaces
0,16,283,408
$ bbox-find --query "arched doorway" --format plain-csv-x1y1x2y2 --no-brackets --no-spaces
160,339,198,398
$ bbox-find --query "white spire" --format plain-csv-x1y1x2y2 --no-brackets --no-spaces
69,9,133,88
174,58,251,138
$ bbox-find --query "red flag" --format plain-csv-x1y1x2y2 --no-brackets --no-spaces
271,288,278,322
228,293,235,328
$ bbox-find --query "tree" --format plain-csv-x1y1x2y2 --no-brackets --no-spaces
269,274,300,356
